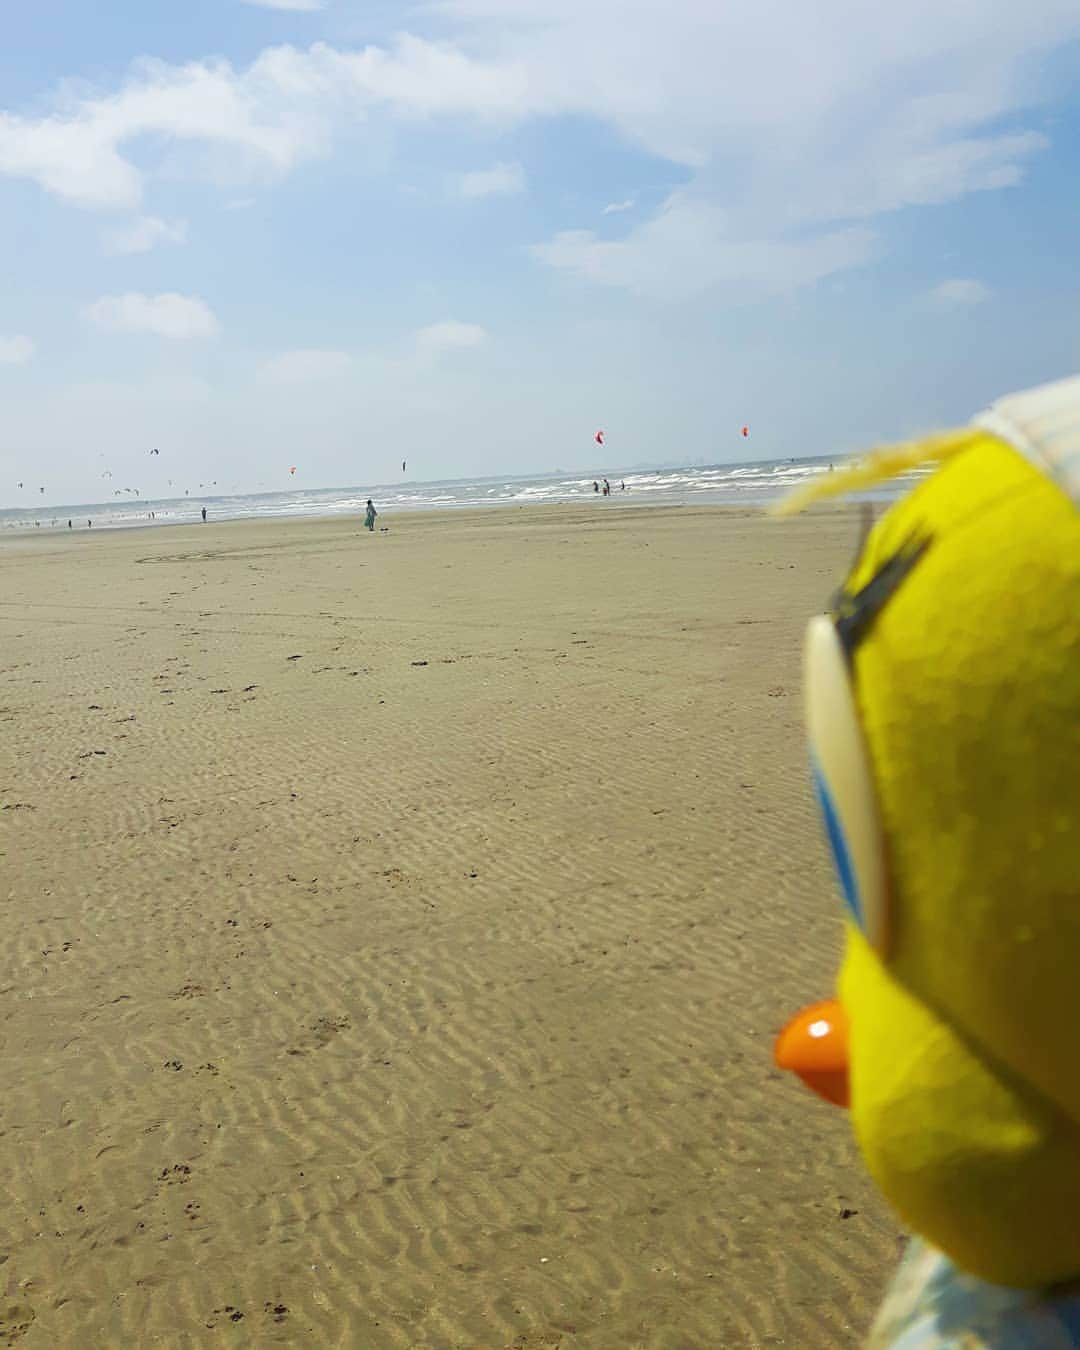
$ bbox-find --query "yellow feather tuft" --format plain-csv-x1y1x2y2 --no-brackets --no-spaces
769,429,983,517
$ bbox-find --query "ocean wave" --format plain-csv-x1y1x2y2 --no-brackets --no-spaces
0,456,918,532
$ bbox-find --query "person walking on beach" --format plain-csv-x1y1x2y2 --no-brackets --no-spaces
364,499,378,532
201,506,207,523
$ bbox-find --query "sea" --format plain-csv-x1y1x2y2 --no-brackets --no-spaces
1,455,916,533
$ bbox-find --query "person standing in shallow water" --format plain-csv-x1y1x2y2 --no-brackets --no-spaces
364,499,377,531
201,506,207,523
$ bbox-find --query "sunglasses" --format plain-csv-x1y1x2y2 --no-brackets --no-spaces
804,534,930,958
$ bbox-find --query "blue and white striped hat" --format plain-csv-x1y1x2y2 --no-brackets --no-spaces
974,374,1080,506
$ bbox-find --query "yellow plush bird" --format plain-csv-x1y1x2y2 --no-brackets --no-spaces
773,375,1080,1330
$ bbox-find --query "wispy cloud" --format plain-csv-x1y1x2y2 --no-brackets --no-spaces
102,215,188,255
0,0,1074,298
0,37,528,211
930,278,992,306
602,199,635,215
240,0,325,10
0,334,35,365
83,293,219,339
416,320,488,352
533,194,876,300
261,348,351,381
458,161,525,198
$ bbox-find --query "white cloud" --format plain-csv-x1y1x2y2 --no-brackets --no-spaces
416,320,488,352
456,0,1069,296
0,38,529,212
533,193,876,300
241,0,324,10
0,1,1075,296
83,292,220,339
930,278,993,306
102,215,189,255
602,199,635,215
0,334,35,365
458,161,525,198
261,348,351,381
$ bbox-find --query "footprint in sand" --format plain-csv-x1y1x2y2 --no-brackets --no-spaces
0,1303,35,1344
171,983,205,999
311,1014,350,1047
157,1164,192,1186
288,1015,350,1055
209,1307,245,1326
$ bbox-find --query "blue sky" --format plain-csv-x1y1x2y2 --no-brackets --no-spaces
1,0,1079,504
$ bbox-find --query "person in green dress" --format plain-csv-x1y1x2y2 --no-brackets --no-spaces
364,499,377,531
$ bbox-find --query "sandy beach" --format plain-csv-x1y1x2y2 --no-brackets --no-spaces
0,504,900,1347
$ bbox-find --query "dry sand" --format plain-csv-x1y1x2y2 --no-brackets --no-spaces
0,504,900,1348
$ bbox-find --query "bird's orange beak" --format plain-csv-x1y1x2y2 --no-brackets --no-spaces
774,998,850,1108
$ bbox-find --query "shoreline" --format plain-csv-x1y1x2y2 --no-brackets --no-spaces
0,455,902,538
0,496,866,543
